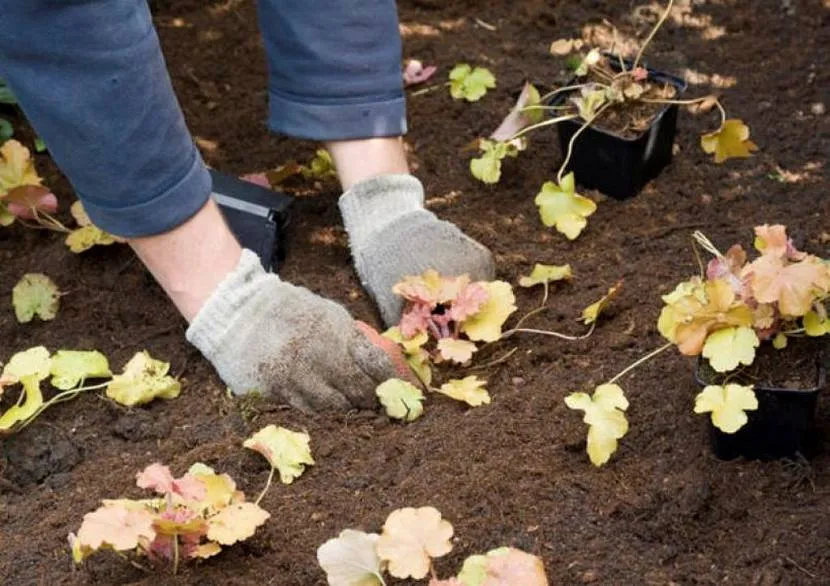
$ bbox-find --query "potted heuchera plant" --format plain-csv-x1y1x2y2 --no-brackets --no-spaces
659,225,830,460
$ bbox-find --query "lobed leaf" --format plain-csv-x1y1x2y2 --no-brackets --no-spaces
317,529,384,586
694,384,758,433
206,502,270,546
534,173,596,240
461,281,517,342
449,64,496,102
105,351,181,406
12,273,60,323
701,326,759,372
437,376,491,407
700,119,758,163
49,350,111,390
376,378,425,422
565,383,629,466
518,264,573,288
243,424,315,484
376,506,454,579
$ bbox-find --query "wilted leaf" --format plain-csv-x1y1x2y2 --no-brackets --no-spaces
582,281,623,325
534,173,597,240
0,375,44,432
49,350,111,390
482,548,548,586
436,338,478,364
570,85,606,121
76,503,156,552
317,529,384,586
700,119,758,163
449,64,496,102
105,351,181,406
376,378,425,422
745,254,828,317
12,273,60,323
574,48,601,76
701,326,759,372
206,502,270,546
518,264,573,288
461,281,517,342
565,383,629,466
550,38,582,56
2,346,51,383
490,82,544,142
437,376,490,407
694,384,758,433
243,424,315,484
376,506,454,579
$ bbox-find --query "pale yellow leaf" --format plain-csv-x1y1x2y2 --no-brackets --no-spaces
243,424,315,484
376,506,454,579
437,376,491,407
206,502,270,546
694,384,758,433
376,378,424,422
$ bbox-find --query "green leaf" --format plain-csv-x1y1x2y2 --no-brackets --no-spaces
469,139,519,184
701,326,759,372
449,64,496,102
694,384,758,433
534,172,597,239
0,376,44,432
34,137,46,153
49,350,112,390
104,351,181,406
457,547,512,586
12,273,60,323
0,118,13,143
437,376,490,407
772,332,788,349
375,378,424,422
804,309,830,336
243,424,315,484
518,263,573,288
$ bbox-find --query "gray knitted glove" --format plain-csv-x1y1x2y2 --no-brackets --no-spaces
185,249,397,412
339,174,495,326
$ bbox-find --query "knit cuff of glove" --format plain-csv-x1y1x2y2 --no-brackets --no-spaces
338,174,428,250
185,248,269,359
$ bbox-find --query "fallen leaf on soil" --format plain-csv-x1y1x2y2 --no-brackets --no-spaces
317,529,384,586
700,119,758,163
105,351,181,406
694,384,758,433
437,376,490,407
376,378,424,422
206,502,270,546
0,375,44,432
49,350,111,390
376,506,454,579
565,383,629,466
2,345,51,382
12,273,60,323
518,263,573,288
534,173,597,240
436,338,478,364
482,548,548,586
243,424,315,484
581,280,622,325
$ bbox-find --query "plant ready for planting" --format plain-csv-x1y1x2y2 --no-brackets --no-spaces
469,0,756,236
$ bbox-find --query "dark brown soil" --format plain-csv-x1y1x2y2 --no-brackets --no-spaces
3,1,830,585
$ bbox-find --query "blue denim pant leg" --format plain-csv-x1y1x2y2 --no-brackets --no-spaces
256,0,407,141
0,0,211,237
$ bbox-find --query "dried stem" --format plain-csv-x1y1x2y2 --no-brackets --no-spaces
557,102,612,183
508,114,579,142
691,230,723,258
632,0,674,72
468,347,518,371
538,84,595,104
255,465,275,506
503,321,597,342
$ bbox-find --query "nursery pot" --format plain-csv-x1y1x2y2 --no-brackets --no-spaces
694,356,826,462
547,56,688,200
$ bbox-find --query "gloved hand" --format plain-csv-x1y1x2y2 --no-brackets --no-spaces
339,174,496,326
186,249,398,412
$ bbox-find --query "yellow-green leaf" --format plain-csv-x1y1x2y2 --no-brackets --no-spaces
701,326,759,372
104,351,181,406
449,64,496,102
376,378,424,422
700,119,758,163
773,332,788,349
436,338,477,364
804,309,830,336
694,384,758,433
243,424,315,484
49,350,111,390
581,281,623,325
534,173,596,239
2,346,51,383
0,139,42,196
461,281,517,342
437,376,490,407
518,263,573,288
564,383,629,466
12,273,60,323
206,502,270,546
0,376,43,431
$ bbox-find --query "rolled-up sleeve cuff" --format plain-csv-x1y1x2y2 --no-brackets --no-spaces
80,148,212,238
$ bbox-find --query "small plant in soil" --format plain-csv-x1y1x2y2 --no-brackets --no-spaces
469,0,755,226
317,505,548,585
69,462,270,573
565,225,829,466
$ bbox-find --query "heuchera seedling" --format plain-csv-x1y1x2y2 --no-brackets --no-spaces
69,462,270,573
317,506,549,585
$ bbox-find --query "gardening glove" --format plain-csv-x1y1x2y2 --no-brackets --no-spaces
339,174,495,326
185,249,398,412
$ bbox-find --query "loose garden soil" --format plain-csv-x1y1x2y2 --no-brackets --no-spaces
2,1,830,584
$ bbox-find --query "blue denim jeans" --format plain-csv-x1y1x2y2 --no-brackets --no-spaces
0,0,405,237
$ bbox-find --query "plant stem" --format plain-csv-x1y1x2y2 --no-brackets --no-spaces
691,230,723,258
17,380,112,431
32,208,70,233
714,98,727,127
172,534,179,575
639,96,716,106
503,322,597,342
508,114,579,142
632,0,674,72
557,103,611,183
468,347,518,371
409,81,451,97
607,343,672,384
538,84,594,104
255,465,275,506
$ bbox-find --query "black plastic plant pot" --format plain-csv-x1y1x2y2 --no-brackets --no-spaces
548,58,688,200
694,358,826,462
